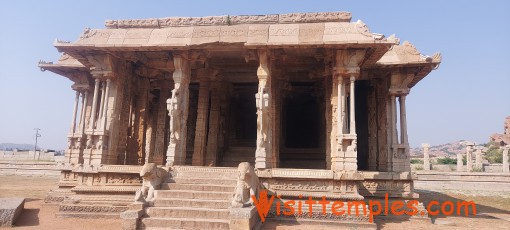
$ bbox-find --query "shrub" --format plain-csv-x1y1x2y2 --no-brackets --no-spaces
437,157,457,165
486,147,502,164
414,165,424,171
410,159,424,164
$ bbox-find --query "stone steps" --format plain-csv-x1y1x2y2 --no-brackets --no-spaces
169,177,237,186
155,190,232,200
147,206,230,219
172,166,238,179
154,198,231,209
142,217,230,229
142,166,237,229
161,183,234,192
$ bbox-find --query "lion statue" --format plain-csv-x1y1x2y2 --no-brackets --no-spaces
134,163,167,203
231,162,261,208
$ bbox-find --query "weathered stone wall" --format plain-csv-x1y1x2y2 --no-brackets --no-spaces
414,171,510,192
0,161,62,176
0,150,63,162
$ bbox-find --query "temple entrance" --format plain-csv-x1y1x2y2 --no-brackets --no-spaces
280,82,326,169
219,83,257,166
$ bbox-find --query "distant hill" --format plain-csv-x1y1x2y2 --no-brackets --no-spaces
0,143,37,151
410,140,474,157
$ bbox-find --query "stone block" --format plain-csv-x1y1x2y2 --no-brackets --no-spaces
220,25,249,43
191,27,220,45
165,27,193,46
246,25,269,45
0,198,25,227
298,23,324,44
268,24,299,45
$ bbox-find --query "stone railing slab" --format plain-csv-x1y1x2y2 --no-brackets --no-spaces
0,198,25,227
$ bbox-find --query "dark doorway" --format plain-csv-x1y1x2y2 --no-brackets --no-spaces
280,82,325,169
355,80,370,170
229,83,257,147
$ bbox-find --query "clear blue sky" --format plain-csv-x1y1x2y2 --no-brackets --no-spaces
0,1,509,150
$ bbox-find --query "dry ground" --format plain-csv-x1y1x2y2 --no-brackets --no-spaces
0,175,509,229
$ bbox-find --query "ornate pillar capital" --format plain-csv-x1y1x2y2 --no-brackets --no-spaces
333,49,365,78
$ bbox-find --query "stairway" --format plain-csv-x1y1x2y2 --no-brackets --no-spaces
219,147,256,167
140,166,238,230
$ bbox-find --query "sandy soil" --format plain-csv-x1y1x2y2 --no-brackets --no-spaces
0,175,509,229
0,175,120,230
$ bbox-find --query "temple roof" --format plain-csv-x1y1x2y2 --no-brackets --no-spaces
40,11,441,87
51,11,394,54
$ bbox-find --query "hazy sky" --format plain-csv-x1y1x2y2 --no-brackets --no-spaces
0,1,509,150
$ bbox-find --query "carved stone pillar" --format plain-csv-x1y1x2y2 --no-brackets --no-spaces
153,82,171,165
456,152,463,171
206,82,221,166
166,53,191,166
422,143,430,171
389,71,413,172
466,142,474,172
503,146,509,173
475,148,483,170
331,49,365,172
192,75,211,166
255,49,273,169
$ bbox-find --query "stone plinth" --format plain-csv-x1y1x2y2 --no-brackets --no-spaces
0,198,25,227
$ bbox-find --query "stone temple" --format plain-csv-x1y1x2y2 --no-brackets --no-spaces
39,11,441,229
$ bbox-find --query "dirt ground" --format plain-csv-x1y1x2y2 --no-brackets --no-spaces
0,175,509,229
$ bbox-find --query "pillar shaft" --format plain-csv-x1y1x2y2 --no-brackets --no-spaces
399,95,408,145
102,79,111,130
89,79,100,130
153,86,170,165
349,76,356,134
423,144,430,171
466,145,473,172
81,91,89,134
192,80,210,166
457,153,463,171
70,91,80,134
337,76,344,135
97,82,106,129
206,86,221,166
390,95,398,145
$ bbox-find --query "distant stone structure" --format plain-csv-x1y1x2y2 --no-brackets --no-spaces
422,143,430,171
490,116,510,146
39,11,441,228
474,147,484,170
